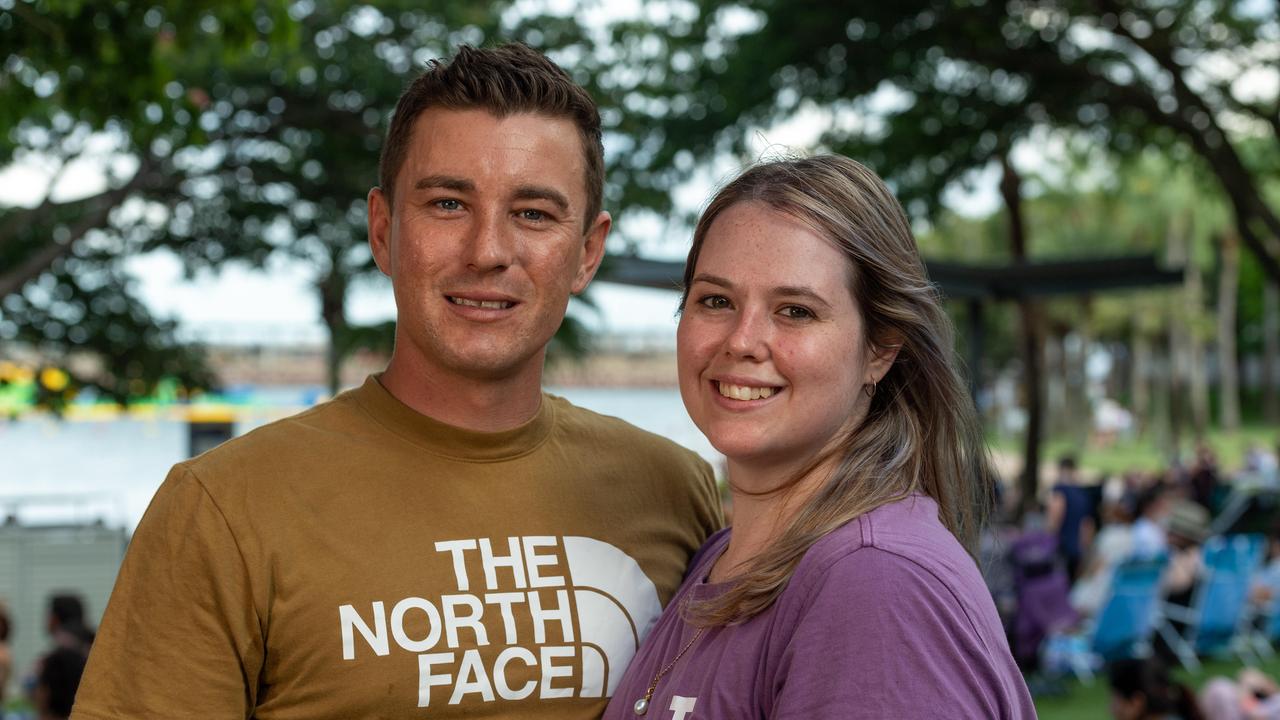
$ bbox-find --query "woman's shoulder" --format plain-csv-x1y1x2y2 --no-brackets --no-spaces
798,495,966,573
787,495,993,618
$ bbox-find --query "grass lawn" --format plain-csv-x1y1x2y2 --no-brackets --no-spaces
989,423,1280,478
1034,655,1280,719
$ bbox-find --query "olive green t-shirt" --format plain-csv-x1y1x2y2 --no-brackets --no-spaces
73,377,721,719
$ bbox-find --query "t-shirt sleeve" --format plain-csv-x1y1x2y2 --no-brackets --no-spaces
72,465,263,719
770,548,1013,720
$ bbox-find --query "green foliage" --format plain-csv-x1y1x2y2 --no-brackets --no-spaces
594,0,1280,278
1,0,615,400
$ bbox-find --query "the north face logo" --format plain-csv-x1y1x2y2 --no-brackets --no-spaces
338,535,662,708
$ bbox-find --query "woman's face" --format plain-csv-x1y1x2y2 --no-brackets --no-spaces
677,201,894,483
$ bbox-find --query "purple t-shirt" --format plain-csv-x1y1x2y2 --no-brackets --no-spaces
604,495,1035,719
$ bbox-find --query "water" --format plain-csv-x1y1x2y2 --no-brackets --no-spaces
0,386,718,532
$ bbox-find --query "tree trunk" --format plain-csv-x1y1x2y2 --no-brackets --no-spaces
1265,279,1280,424
318,272,349,396
1167,225,1190,462
1131,327,1150,436
1217,231,1241,430
1001,154,1043,517
1070,304,1094,450
1045,330,1065,437
1183,228,1209,441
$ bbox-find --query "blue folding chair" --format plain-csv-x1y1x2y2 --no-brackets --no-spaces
1044,554,1167,681
1158,534,1265,670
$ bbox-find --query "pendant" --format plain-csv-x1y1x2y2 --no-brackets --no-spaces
633,697,650,715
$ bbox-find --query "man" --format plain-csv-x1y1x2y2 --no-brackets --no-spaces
1045,455,1096,581
73,44,721,719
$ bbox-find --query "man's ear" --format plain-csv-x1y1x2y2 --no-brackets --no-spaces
572,210,611,294
368,187,392,277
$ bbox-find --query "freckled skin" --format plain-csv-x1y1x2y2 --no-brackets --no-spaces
676,202,895,488
367,109,608,426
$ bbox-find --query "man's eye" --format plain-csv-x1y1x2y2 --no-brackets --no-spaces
518,209,546,221
781,305,814,320
698,295,730,310
434,199,462,211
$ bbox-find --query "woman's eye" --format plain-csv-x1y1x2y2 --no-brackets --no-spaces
698,295,730,310
781,305,814,320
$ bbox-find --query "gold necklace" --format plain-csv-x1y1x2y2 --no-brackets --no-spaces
633,626,706,716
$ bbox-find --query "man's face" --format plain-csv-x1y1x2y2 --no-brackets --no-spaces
368,108,609,384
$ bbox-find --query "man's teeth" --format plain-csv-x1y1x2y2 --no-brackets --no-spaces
718,383,776,401
450,297,512,309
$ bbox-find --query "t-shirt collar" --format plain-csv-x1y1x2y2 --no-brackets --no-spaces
352,374,556,461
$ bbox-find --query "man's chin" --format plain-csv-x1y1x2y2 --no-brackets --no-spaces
439,348,544,382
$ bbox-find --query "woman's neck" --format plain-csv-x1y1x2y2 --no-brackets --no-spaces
709,457,834,583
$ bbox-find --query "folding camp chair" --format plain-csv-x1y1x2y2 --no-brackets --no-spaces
1157,534,1265,671
1043,554,1167,682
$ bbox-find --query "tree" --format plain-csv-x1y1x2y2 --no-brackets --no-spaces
1,0,294,402
2,1,610,398
598,0,1280,276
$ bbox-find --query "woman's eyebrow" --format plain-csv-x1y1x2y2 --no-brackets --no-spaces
692,274,832,307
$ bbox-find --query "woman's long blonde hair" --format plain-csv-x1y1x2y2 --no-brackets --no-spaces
681,155,996,626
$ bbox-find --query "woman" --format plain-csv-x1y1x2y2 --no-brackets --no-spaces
604,156,1033,718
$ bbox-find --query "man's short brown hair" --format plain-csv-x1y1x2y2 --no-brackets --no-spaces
378,43,604,231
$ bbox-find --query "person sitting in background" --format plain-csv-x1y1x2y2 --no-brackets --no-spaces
1161,500,1210,604
1200,668,1280,720
1108,657,1204,720
1190,444,1221,513
1244,442,1279,489
33,647,87,720
1131,483,1173,560
1070,498,1136,617
1249,519,1280,610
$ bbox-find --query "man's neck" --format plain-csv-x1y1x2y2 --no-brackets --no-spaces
379,356,544,432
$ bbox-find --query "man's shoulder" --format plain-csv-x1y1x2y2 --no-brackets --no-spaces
181,386,371,479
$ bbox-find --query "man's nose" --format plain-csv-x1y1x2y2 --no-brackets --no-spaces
464,210,516,272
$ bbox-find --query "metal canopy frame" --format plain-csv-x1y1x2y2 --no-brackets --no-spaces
597,253,1184,400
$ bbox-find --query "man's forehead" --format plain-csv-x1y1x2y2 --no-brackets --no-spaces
400,108,587,202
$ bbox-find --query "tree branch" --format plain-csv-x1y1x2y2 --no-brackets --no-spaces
0,154,164,296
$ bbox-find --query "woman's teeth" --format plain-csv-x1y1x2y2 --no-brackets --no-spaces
718,383,776,401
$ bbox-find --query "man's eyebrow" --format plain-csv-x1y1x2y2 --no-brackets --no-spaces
690,274,832,307
513,185,570,212
412,175,474,192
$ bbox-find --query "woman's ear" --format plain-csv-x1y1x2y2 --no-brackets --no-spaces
866,329,903,382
